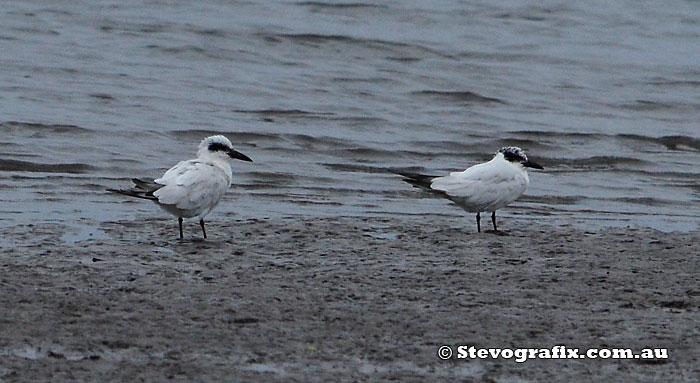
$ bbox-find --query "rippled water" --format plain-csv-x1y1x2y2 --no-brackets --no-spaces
1,0,699,233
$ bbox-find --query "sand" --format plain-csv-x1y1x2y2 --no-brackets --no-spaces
1,216,699,382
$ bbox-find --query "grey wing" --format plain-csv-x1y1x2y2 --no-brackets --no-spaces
153,161,230,212
431,173,527,211
157,160,195,184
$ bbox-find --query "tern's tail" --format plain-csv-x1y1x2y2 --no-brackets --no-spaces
393,170,438,190
106,178,161,201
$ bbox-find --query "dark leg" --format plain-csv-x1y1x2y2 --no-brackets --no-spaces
178,217,184,239
199,218,207,239
491,211,498,231
476,212,481,233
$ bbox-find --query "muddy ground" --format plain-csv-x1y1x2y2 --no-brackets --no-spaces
1,216,698,382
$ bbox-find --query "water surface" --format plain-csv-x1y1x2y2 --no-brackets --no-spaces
1,0,699,234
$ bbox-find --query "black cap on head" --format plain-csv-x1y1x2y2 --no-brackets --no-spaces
497,147,527,162
497,146,543,169
208,142,230,152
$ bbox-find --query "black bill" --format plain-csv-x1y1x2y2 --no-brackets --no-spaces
228,149,253,162
523,160,543,170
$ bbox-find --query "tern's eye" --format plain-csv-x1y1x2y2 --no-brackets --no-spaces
502,151,524,163
207,142,230,152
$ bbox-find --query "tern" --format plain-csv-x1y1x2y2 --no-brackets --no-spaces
396,147,543,233
108,135,252,239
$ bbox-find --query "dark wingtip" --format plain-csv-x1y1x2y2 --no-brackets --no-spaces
392,170,438,189
107,185,158,200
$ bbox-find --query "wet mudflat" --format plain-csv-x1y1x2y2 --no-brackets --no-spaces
1,216,698,382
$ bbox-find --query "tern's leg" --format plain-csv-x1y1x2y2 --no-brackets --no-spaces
178,217,184,239
199,218,207,239
491,211,498,232
476,212,481,233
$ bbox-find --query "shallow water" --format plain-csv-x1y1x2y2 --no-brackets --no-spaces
1,0,699,234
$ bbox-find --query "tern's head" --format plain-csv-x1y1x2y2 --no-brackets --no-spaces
197,135,253,162
496,146,543,170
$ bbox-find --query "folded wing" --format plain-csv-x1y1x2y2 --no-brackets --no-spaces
430,166,527,211
153,160,230,212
